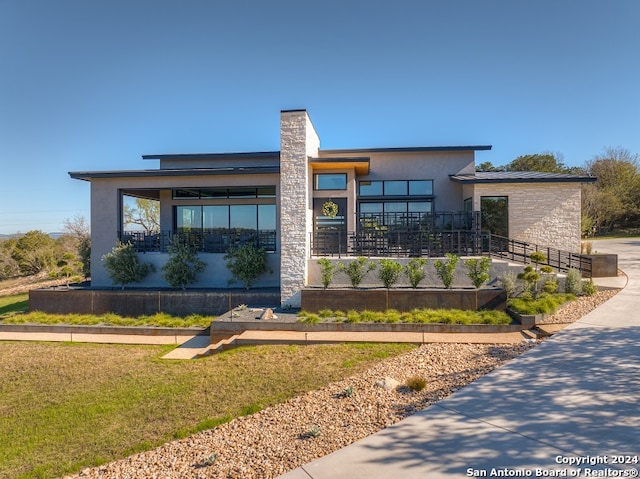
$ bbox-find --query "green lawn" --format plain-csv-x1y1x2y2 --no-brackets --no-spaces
0,341,413,479
0,293,28,317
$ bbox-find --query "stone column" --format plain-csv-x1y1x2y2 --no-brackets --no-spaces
279,110,320,307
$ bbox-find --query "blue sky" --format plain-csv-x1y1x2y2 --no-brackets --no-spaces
1,0,639,234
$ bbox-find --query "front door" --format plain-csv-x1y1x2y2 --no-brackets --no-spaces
313,198,347,255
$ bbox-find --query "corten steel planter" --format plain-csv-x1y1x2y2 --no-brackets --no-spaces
300,287,506,313
583,254,618,278
29,288,280,317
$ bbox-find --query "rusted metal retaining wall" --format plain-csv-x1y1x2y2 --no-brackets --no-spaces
300,288,507,313
29,289,281,317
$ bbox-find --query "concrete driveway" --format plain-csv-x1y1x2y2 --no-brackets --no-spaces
280,238,640,478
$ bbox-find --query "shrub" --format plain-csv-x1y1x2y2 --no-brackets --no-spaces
565,268,583,295
406,376,427,392
404,258,427,288
317,258,336,289
378,259,403,289
161,235,206,289
464,257,491,289
543,280,558,294
434,253,459,289
508,293,576,315
102,241,154,288
582,279,598,296
518,265,541,297
529,251,547,269
337,257,376,288
499,271,518,299
224,242,270,289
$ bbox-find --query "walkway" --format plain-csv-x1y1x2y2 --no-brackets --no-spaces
279,238,640,478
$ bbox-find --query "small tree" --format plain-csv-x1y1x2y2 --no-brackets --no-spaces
464,257,491,289
224,242,270,290
404,258,428,288
378,259,403,289
337,257,376,288
54,252,83,288
434,253,459,289
161,235,206,289
102,241,154,289
317,258,336,289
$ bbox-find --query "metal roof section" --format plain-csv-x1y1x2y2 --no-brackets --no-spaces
68,165,280,181
320,145,492,155
449,171,597,184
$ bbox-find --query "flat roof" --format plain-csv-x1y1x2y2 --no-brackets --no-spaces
142,151,280,161
320,145,492,155
69,165,280,181
449,171,597,184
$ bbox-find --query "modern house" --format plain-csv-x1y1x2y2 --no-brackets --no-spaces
70,109,596,306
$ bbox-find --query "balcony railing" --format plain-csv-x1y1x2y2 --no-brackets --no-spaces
119,230,277,254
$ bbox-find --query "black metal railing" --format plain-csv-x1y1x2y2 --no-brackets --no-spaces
357,211,479,231
119,230,277,254
484,234,592,277
311,229,483,258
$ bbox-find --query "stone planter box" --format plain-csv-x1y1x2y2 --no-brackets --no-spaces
583,254,618,278
300,287,506,313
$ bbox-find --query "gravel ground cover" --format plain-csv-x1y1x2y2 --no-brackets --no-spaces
68,289,620,479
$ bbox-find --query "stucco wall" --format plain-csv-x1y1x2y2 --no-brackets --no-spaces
318,150,475,211
472,183,582,252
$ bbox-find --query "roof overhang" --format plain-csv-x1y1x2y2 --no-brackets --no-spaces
449,172,597,184
69,165,280,182
320,145,492,155
309,157,370,175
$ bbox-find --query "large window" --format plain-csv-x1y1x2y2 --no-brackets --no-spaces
314,173,347,190
481,196,508,237
358,179,434,229
359,180,433,197
173,187,276,199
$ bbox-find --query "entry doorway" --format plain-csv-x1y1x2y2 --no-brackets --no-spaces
313,198,347,255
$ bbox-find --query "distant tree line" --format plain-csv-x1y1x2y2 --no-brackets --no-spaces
0,215,91,282
477,148,640,236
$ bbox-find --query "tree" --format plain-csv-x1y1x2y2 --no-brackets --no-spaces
52,252,83,288
102,241,154,288
224,243,270,289
161,235,206,289
377,259,403,289
10,230,58,276
505,153,569,173
434,253,459,289
582,147,640,234
464,257,491,289
63,214,91,278
404,258,428,288
123,197,160,232
476,161,505,172
337,257,376,288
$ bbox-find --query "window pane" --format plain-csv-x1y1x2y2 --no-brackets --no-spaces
200,188,228,198
203,205,229,231
257,186,276,198
408,201,432,213
409,180,433,196
228,188,257,198
315,173,347,190
258,204,276,231
176,206,202,230
384,181,407,196
230,205,257,231
173,189,200,199
359,202,383,213
384,202,407,213
359,181,383,196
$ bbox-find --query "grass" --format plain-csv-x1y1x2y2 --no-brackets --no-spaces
0,293,29,317
507,293,576,315
0,341,413,479
298,308,512,325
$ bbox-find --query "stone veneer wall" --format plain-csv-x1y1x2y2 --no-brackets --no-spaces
473,183,582,252
279,110,320,306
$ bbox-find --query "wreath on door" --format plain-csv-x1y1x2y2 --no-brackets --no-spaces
322,200,339,219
